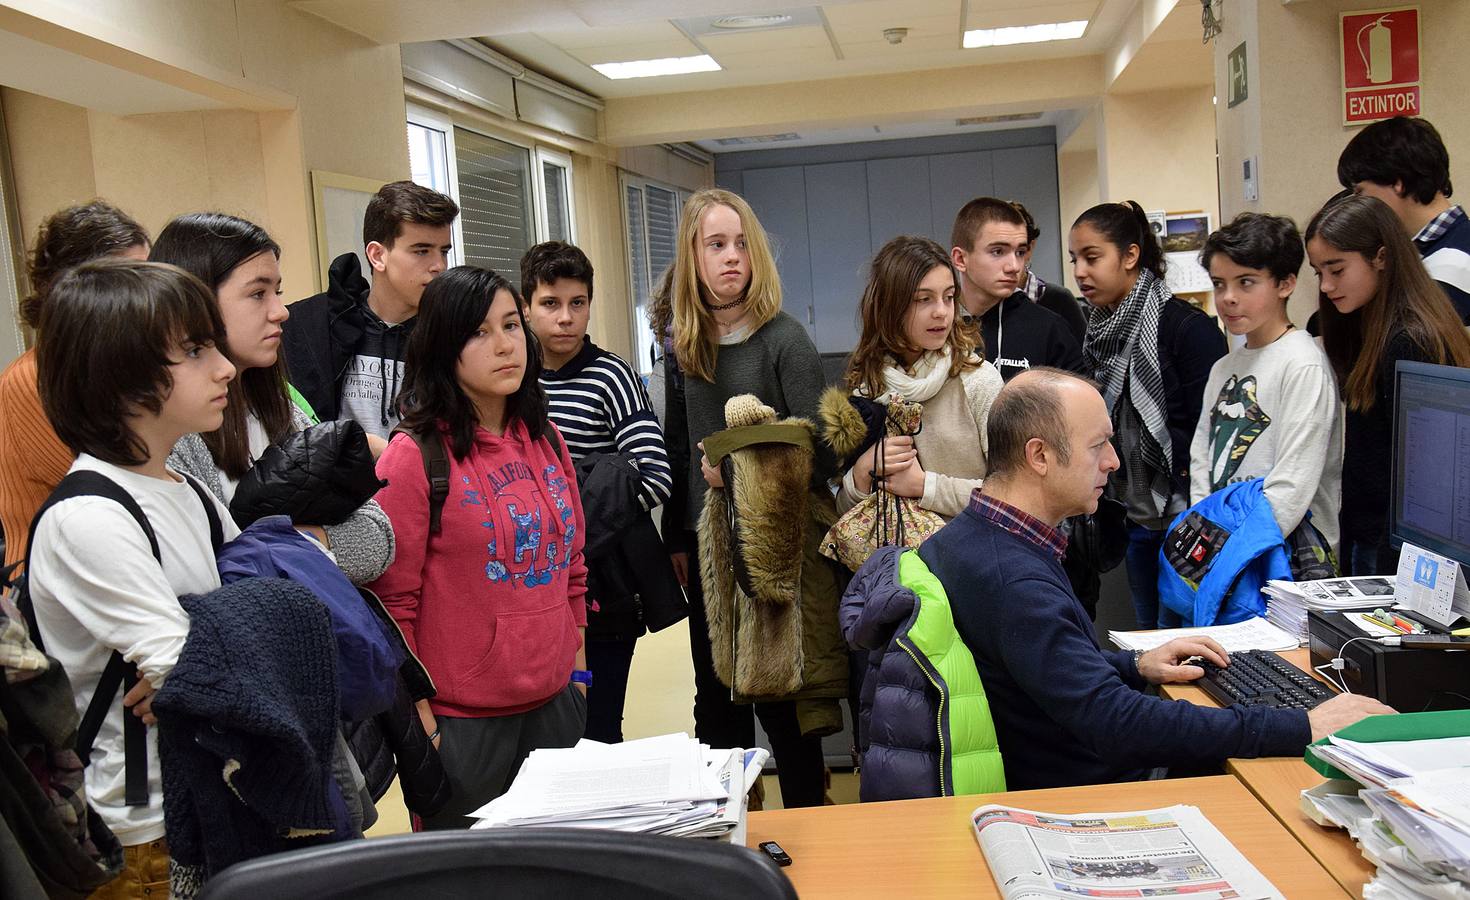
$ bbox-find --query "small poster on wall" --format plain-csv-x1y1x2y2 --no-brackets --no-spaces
1341,6,1421,125
1162,213,1213,295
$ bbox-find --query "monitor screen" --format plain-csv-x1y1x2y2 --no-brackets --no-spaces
1391,360,1470,568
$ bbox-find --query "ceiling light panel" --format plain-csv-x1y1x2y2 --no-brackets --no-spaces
963,20,1089,49
591,54,721,79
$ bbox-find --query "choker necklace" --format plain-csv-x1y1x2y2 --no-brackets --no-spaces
705,296,747,312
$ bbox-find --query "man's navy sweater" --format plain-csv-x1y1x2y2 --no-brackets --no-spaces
918,503,1311,790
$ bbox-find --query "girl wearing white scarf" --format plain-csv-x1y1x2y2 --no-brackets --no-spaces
837,237,1003,520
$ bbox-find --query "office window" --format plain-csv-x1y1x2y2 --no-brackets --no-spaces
407,122,451,197
454,127,534,275
536,149,575,243
623,177,693,373
405,104,576,276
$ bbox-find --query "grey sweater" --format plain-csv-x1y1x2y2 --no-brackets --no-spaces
664,312,834,533
167,406,395,585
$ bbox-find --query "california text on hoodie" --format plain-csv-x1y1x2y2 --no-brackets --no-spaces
368,420,588,718
966,291,1083,381
282,252,415,437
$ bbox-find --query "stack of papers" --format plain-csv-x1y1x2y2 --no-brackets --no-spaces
467,733,767,842
1109,617,1299,653
1262,575,1396,640
1305,732,1470,897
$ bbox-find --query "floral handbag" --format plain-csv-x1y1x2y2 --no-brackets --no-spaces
821,396,946,572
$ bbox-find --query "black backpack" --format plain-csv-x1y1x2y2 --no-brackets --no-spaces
5,470,223,807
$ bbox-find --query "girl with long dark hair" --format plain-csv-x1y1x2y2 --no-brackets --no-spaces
1307,194,1470,574
368,266,588,829
153,213,393,584
1071,201,1227,628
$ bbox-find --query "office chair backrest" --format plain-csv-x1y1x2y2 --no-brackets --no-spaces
198,828,798,900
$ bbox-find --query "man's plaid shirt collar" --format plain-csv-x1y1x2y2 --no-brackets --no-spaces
1414,205,1465,247
969,490,1068,561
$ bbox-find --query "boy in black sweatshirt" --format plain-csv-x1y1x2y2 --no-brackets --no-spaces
283,181,458,444
950,197,1082,380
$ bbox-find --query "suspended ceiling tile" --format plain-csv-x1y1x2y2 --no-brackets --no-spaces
837,33,967,59
825,12,958,46
699,25,835,54
820,0,962,31
534,20,691,49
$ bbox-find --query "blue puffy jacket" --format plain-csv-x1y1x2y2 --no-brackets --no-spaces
217,517,402,721
1157,479,1290,627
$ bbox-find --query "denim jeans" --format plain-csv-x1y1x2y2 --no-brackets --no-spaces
1124,523,1167,628
1344,538,1392,576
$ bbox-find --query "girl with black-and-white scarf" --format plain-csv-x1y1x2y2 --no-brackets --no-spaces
1070,201,1227,629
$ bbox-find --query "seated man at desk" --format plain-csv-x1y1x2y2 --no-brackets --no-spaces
920,368,1393,790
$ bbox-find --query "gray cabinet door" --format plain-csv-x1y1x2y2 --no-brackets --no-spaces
929,151,995,249
992,145,1063,284
741,166,814,335
866,156,932,251
804,161,869,353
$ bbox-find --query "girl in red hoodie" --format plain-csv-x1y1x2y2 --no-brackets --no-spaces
368,266,588,829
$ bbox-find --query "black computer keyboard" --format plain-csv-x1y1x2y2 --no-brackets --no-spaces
1195,649,1335,711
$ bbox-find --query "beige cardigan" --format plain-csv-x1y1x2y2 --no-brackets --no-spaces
836,363,1003,520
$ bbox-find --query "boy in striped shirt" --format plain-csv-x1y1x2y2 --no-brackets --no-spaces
524,242,674,742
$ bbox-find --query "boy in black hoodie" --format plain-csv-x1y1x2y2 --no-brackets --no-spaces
284,181,458,444
951,197,1083,381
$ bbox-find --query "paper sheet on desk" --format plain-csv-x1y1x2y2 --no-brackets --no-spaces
1322,736,1470,784
1109,617,1299,653
468,733,725,824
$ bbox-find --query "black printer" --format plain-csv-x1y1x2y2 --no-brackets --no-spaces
1307,610,1470,713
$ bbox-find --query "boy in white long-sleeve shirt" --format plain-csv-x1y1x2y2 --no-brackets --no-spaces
27,259,240,899
1190,213,1343,558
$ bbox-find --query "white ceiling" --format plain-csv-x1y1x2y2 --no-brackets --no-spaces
483,0,1128,99
292,0,1171,99
291,0,1211,149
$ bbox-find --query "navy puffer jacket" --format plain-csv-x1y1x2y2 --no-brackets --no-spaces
842,546,1004,802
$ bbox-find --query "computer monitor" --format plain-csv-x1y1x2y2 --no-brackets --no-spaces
1390,360,1470,567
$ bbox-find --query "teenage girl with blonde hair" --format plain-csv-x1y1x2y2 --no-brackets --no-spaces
661,188,844,808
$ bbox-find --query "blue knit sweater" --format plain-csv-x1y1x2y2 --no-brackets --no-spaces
919,504,1311,790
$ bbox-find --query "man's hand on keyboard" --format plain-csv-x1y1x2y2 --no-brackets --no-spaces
1308,694,1396,740
1137,637,1229,685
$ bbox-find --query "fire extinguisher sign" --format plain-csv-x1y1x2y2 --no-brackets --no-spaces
1341,6,1421,126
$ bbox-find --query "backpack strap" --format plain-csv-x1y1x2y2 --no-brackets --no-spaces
544,421,565,463
391,425,450,535
20,470,162,807
180,474,224,553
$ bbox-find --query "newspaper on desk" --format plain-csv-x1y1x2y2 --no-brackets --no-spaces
969,803,1284,900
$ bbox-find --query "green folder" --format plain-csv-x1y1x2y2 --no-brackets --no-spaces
1305,709,1470,779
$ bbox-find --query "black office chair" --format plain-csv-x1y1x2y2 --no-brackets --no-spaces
198,828,797,899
